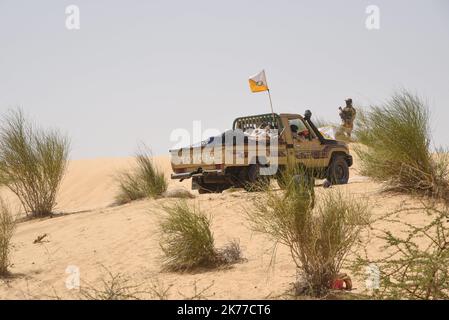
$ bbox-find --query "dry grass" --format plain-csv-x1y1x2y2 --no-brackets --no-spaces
248,170,370,297
0,109,69,217
79,267,172,300
115,147,167,205
0,198,16,276
355,91,449,200
216,239,243,265
79,266,215,300
159,200,243,271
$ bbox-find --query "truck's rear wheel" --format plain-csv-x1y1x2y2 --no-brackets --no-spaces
244,164,270,191
197,184,226,194
327,155,349,185
194,177,228,194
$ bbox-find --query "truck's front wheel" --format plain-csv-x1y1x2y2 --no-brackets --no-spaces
327,155,349,185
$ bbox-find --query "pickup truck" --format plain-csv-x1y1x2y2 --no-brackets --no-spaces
170,110,352,193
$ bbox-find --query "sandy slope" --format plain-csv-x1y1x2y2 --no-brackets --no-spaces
0,153,432,299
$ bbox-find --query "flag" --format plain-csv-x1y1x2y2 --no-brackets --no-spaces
248,70,269,93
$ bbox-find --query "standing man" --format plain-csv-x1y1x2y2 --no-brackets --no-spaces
339,98,357,138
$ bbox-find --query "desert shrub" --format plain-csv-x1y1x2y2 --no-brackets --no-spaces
160,200,216,270
355,91,449,200
159,200,242,271
0,198,16,276
276,165,317,194
115,147,167,205
248,172,370,297
80,267,173,300
216,239,243,265
352,204,449,300
80,270,146,300
0,109,69,217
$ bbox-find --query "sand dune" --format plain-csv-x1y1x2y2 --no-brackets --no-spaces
0,153,431,299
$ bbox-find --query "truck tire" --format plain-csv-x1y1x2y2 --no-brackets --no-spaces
198,187,214,194
244,164,270,191
195,178,227,194
327,155,349,185
198,184,226,194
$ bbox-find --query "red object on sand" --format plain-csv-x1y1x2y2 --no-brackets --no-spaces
331,274,353,291
331,279,345,290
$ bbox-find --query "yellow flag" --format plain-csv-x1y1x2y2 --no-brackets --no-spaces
249,70,269,93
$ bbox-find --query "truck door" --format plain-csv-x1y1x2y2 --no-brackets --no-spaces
287,118,324,168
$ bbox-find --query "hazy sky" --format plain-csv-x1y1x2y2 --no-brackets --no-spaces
1,0,448,159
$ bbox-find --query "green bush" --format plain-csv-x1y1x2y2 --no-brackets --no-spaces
352,204,449,300
159,201,217,271
248,170,370,297
115,148,167,205
0,198,16,276
159,200,242,271
0,109,69,217
355,91,448,199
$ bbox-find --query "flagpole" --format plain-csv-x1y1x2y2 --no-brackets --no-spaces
267,89,274,114
267,89,276,124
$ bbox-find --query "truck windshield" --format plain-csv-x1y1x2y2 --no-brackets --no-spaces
288,119,307,132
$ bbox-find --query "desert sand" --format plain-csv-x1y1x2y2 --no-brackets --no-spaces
0,152,433,299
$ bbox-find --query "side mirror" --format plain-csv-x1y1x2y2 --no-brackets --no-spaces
304,110,312,120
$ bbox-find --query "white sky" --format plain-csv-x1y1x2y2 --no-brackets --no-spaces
1,0,448,159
